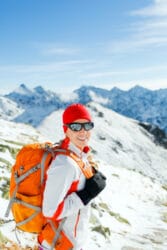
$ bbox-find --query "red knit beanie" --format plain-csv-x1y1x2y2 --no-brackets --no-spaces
62,103,92,132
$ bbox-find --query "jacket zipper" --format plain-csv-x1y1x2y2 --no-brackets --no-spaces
74,210,80,237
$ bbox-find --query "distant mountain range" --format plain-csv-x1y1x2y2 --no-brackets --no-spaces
1,84,167,134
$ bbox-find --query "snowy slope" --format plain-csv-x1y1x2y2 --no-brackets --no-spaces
0,108,167,250
0,96,24,120
38,102,167,184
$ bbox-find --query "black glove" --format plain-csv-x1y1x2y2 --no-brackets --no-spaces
76,170,106,205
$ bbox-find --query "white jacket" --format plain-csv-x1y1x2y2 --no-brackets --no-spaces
42,142,92,250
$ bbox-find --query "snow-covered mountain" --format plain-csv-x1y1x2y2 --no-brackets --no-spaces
74,85,167,133
0,103,167,249
3,84,64,126
2,84,167,133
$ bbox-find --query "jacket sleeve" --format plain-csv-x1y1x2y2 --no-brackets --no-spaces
42,154,85,220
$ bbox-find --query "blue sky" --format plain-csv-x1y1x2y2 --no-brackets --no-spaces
0,0,167,94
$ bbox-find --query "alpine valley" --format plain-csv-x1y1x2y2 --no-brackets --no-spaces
0,84,167,250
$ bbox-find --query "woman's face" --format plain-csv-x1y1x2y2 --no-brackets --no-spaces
65,119,92,150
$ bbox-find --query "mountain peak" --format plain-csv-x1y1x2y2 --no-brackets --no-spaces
13,83,32,95
129,85,149,93
34,86,45,94
20,83,27,88
110,86,124,95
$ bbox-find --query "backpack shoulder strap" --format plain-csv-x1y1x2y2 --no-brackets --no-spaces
53,147,94,179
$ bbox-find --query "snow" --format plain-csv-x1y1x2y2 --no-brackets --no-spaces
0,103,167,249
13,83,33,96
89,90,109,105
0,96,24,120
58,91,78,102
0,118,47,143
38,103,167,184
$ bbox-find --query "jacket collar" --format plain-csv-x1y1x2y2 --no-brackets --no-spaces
68,141,90,158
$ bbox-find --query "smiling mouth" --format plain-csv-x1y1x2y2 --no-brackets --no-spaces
77,137,87,141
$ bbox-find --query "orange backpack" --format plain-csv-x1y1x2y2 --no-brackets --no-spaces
5,142,94,234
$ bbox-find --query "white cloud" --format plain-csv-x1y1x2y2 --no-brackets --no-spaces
32,42,80,56
89,65,167,76
0,60,88,73
98,78,167,91
124,78,167,90
131,0,167,17
83,71,127,78
42,46,79,56
107,35,167,54
108,0,167,53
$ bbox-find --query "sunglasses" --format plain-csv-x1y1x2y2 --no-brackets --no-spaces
65,122,94,131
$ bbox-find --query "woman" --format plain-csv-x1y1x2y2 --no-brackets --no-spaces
38,103,106,250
